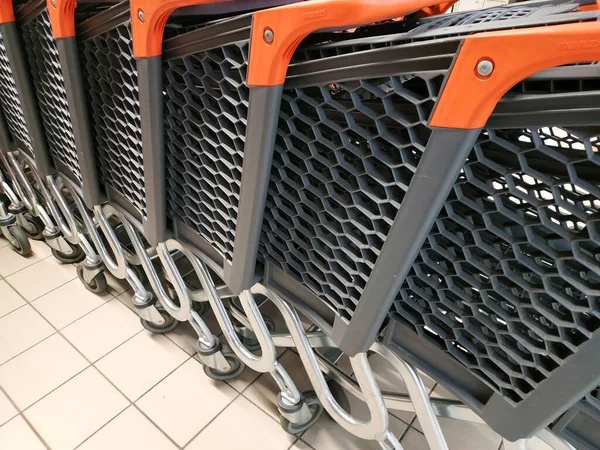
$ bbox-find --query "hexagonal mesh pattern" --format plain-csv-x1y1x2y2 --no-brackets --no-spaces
164,42,249,261
391,126,600,404
0,31,32,156
21,9,81,182
81,22,145,215
259,75,443,320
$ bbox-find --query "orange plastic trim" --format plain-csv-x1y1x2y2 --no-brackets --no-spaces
46,0,77,39
0,0,15,24
131,0,229,58
430,22,600,129
248,0,454,86
415,1,456,18
578,3,599,10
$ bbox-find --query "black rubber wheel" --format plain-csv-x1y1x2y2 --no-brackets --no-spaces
7,225,31,256
241,316,276,352
22,213,44,240
51,241,85,263
280,391,324,435
76,264,108,295
140,308,179,334
203,353,246,381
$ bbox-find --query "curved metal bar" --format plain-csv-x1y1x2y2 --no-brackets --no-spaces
45,175,79,243
155,241,194,322
257,285,394,443
192,262,277,373
1,181,22,208
93,204,132,279
66,184,127,278
371,342,448,450
7,152,37,212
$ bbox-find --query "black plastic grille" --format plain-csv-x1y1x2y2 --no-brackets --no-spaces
164,42,249,261
0,31,32,156
21,9,81,182
391,126,600,404
81,22,145,215
260,75,443,320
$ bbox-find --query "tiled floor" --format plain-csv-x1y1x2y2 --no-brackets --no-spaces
0,237,553,450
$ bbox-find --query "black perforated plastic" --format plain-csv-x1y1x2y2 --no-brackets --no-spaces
260,75,443,320
391,126,600,404
21,9,81,182
0,31,32,156
164,42,249,261
81,22,145,215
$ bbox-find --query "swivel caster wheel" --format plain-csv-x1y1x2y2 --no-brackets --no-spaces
51,241,85,263
280,391,324,435
6,225,31,256
140,307,179,334
76,264,108,294
240,316,276,352
203,352,246,381
22,213,44,240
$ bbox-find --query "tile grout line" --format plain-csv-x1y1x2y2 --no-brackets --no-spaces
1,266,192,450
0,384,53,450
0,253,54,279
2,243,301,449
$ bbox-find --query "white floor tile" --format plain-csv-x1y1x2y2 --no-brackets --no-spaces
0,240,51,277
0,334,88,409
0,416,46,450
186,396,295,450
401,427,429,450
136,358,237,446
292,441,314,450
0,280,25,319
0,306,54,365
244,350,314,419
96,331,188,401
0,390,17,426
32,278,110,329
62,299,142,361
302,391,408,450
105,273,131,297
77,406,177,450
24,367,128,450
7,257,76,301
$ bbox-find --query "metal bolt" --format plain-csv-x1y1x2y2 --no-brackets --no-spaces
263,29,274,44
476,59,494,77
138,9,145,23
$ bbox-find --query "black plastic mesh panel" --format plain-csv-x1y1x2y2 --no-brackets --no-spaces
260,75,443,320
81,22,145,215
21,9,81,182
0,31,32,156
391,126,600,404
164,42,249,261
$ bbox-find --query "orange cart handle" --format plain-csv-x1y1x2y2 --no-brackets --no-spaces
0,0,15,24
130,0,232,58
430,21,600,129
47,0,76,38
248,0,453,86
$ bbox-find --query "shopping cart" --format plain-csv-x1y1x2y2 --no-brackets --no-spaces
0,0,99,264
234,0,598,448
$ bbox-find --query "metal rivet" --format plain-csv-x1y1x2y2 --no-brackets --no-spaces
263,29,274,44
138,9,145,23
476,59,494,77
51,0,56,7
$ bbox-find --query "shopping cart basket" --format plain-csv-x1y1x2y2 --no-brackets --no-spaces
225,0,600,447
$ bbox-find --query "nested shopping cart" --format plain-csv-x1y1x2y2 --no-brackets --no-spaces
0,0,96,262
222,0,597,448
